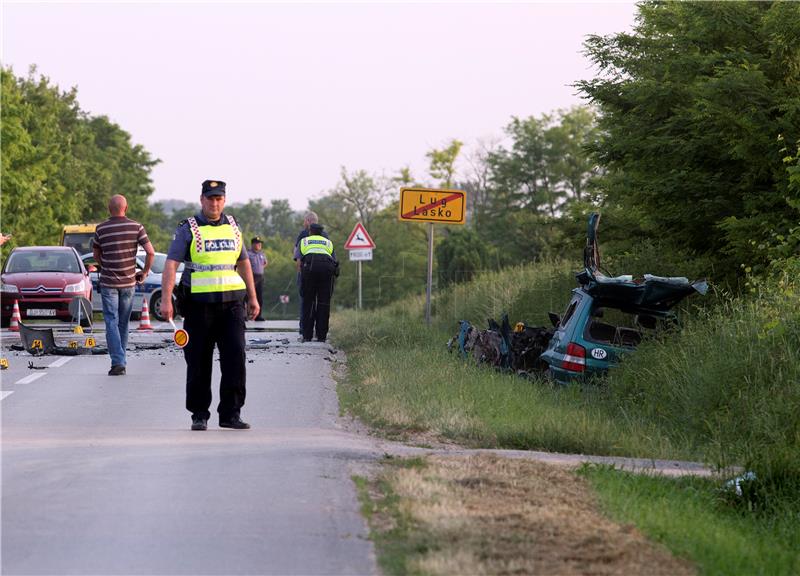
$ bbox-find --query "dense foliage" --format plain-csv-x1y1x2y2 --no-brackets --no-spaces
0,67,167,251
576,1,800,278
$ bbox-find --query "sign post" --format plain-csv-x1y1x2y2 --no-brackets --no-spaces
344,222,376,310
398,187,466,326
279,294,289,317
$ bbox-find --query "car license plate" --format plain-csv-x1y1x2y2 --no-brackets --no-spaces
27,309,56,317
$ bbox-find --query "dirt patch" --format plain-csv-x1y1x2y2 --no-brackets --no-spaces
373,454,695,575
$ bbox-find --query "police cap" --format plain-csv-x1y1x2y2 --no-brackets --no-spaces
251,236,262,244
201,180,226,197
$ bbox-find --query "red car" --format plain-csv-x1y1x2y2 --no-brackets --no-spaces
1,246,94,327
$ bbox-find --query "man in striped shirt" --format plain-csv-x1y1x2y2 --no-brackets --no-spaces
93,194,155,376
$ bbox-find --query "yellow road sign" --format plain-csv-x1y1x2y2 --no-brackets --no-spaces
398,188,466,224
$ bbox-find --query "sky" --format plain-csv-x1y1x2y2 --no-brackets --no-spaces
2,1,638,210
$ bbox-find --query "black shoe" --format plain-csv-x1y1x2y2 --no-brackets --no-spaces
108,365,126,376
255,317,265,322
316,338,326,343
219,416,250,430
191,416,207,431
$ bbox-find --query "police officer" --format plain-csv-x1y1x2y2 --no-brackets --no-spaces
248,236,267,321
299,222,337,343
160,180,260,431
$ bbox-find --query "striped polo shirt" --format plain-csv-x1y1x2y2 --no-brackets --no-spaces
93,216,150,288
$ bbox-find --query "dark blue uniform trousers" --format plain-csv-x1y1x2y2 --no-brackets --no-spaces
182,298,247,420
301,256,336,341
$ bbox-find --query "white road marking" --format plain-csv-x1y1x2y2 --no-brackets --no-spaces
16,373,47,385
0,391,13,401
48,357,73,368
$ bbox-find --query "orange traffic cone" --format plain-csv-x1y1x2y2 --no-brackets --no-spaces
137,296,153,331
9,300,21,332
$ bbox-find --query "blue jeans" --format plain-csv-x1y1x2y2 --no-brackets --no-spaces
101,286,135,367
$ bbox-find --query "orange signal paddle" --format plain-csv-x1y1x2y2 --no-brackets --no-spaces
169,319,189,348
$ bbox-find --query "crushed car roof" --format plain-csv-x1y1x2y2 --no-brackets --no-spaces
576,213,707,312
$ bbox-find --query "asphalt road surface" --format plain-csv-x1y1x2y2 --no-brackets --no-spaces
1,320,721,575
1,321,378,575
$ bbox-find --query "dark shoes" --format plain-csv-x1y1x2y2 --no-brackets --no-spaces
108,365,126,376
191,416,208,431
219,416,250,430
255,317,266,322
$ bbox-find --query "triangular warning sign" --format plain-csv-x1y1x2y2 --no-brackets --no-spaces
344,222,375,249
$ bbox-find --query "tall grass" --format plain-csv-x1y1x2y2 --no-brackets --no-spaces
605,267,800,507
331,257,800,510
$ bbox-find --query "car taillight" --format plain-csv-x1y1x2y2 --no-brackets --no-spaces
561,342,586,372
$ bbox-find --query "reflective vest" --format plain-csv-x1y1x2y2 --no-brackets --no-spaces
300,235,334,257
186,215,246,299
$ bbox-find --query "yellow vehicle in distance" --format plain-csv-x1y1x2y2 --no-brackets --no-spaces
60,224,97,255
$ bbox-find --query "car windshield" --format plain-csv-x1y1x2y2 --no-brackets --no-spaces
63,233,95,255
6,251,79,274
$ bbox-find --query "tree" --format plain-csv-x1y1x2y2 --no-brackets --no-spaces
1,67,160,252
546,107,600,202
330,167,390,226
577,1,800,276
264,199,301,238
436,227,488,286
463,137,500,230
488,115,562,217
427,140,463,188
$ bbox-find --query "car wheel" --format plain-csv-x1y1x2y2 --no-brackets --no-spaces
150,291,178,321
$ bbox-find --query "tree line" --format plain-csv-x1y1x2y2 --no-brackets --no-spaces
3,1,798,315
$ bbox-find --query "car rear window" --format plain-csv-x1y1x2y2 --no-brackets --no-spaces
584,305,661,348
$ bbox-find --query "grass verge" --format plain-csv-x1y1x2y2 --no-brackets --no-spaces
580,465,800,576
357,455,696,576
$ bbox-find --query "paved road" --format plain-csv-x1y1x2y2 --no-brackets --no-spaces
1,324,378,575
1,321,722,575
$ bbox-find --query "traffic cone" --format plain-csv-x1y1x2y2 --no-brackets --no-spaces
9,300,21,332
137,295,153,330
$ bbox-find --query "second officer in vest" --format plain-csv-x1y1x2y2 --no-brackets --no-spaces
160,179,260,431
299,222,337,342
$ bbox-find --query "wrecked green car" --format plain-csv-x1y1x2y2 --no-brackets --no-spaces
539,213,708,384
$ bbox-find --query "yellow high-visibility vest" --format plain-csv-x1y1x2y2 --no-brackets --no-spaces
300,235,334,257
187,215,246,297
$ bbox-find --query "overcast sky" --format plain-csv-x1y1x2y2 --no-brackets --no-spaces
3,1,637,210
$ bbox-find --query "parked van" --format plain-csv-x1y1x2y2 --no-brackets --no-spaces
60,224,97,255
